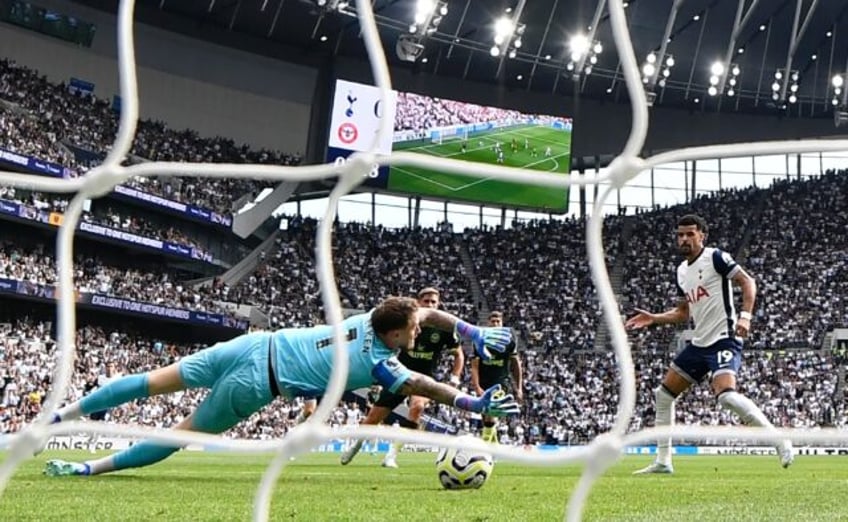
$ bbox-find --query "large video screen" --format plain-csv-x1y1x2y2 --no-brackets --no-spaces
326,79,571,212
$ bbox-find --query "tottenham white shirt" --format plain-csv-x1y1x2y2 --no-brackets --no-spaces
676,247,742,347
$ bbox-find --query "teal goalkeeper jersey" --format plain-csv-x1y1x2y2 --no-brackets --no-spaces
270,311,412,399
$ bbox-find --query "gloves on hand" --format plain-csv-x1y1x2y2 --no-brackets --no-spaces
454,384,520,418
455,321,511,361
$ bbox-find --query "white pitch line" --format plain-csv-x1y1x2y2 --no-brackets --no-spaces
449,176,495,191
522,151,570,169
391,151,568,192
511,130,568,147
392,165,479,191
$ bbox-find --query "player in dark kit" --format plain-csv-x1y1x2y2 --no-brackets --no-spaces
340,287,463,468
471,311,523,443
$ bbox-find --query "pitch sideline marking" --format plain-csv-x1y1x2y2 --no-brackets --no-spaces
392,166,494,192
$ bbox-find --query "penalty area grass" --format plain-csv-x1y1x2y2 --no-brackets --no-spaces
0,451,842,521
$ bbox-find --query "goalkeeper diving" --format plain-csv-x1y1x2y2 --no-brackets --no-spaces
43,296,519,477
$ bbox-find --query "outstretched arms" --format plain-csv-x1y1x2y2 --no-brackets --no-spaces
398,371,518,418
416,308,511,360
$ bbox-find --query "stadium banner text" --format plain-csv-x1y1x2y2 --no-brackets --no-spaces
0,197,214,264
0,146,74,179
0,278,248,331
31,437,848,457
0,146,231,228
112,185,232,228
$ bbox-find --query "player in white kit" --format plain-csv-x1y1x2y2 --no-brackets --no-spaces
626,214,793,474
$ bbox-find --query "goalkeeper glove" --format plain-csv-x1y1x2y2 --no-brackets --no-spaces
455,320,511,361
453,385,520,418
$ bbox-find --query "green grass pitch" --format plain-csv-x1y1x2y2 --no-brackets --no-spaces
2,451,842,521
390,124,571,212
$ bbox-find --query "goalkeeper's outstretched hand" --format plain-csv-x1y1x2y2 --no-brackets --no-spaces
454,384,519,418
456,321,511,361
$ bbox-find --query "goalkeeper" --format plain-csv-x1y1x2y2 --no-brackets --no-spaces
341,287,463,468
43,296,518,477
470,311,523,443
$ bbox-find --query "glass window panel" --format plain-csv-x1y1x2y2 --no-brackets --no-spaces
694,159,720,196
821,152,848,173
800,153,821,178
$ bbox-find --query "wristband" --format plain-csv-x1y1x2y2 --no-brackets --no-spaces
453,393,480,413
739,311,753,321
455,320,475,339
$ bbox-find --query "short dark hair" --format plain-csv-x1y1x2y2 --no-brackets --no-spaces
372,296,418,334
677,214,708,234
417,287,440,299
488,311,503,320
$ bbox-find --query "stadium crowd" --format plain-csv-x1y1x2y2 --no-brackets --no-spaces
1,52,847,448
0,241,230,315
220,219,477,327
0,58,301,215
0,185,211,259
394,92,525,135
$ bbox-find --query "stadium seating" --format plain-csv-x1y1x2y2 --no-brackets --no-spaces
0,59,301,216
1,57,847,445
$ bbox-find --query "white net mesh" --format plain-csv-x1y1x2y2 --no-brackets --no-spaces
2,1,848,520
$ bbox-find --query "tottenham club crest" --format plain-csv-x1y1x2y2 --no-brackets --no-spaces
345,90,357,117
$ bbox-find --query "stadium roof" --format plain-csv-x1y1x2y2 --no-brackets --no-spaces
75,0,848,117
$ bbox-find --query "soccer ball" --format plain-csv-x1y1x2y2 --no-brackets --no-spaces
435,443,494,490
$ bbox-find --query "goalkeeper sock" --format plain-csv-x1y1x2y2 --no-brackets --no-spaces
108,440,180,474
718,390,774,429
56,374,149,421
654,385,676,466
79,374,150,417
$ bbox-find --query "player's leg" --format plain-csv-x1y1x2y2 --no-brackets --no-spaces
86,410,108,453
45,333,274,476
634,346,703,475
481,413,498,443
710,342,793,468
295,398,318,424
340,394,397,465
479,380,508,443
382,395,429,468
46,387,259,477
53,333,265,424
53,364,184,423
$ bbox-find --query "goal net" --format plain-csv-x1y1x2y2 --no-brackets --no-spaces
429,125,469,144
1,2,848,522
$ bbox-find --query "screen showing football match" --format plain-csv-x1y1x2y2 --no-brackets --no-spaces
326,79,572,212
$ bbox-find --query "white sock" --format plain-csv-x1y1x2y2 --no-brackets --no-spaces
655,386,676,466
385,442,400,461
84,455,116,475
55,402,84,422
718,390,774,429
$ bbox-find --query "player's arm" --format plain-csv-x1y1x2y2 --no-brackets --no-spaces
509,354,523,402
625,298,689,330
417,308,510,359
370,358,516,417
399,371,518,418
470,357,483,395
731,267,757,338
